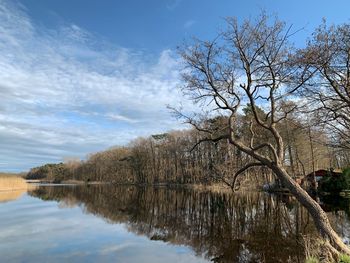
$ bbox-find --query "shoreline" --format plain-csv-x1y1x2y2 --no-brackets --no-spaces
25,180,265,193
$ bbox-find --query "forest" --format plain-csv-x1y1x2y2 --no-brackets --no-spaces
26,103,349,187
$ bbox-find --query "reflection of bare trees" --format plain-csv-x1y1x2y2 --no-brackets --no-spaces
30,186,320,262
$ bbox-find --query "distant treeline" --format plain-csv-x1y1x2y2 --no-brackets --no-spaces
25,105,350,185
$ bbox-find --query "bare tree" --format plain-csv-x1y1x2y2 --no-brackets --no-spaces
177,14,350,254
302,22,350,150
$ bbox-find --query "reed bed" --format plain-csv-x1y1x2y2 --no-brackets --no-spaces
0,174,36,202
0,174,28,191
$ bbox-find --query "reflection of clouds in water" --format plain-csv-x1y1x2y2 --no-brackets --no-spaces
27,185,315,262
0,193,209,263
8,185,346,262
100,243,134,254
97,242,208,263
58,196,80,208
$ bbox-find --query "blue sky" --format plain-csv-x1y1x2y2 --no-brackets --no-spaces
1,0,350,172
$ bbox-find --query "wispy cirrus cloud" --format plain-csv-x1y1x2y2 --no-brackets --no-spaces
184,20,196,29
0,0,189,172
166,0,183,10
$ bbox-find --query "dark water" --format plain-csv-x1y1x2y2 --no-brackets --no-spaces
1,185,350,263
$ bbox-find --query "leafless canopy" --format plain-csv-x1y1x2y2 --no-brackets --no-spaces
301,22,350,149
177,14,313,185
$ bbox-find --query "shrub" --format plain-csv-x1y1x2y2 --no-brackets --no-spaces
26,163,69,182
319,169,350,193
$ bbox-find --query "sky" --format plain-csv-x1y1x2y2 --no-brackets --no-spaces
1,0,350,172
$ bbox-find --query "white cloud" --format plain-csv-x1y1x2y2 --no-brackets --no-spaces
99,243,134,255
0,0,192,172
166,0,183,10
184,20,196,29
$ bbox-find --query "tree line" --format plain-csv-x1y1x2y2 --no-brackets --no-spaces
26,104,349,186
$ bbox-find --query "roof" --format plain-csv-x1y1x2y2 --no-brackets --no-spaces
306,169,342,178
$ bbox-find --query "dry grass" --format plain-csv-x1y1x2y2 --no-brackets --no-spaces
0,174,36,202
303,235,340,263
0,174,28,191
0,176,26,191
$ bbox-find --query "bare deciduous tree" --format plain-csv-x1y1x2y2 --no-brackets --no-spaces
177,14,350,254
302,22,350,149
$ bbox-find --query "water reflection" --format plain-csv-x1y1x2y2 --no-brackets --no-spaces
0,189,27,203
28,185,323,262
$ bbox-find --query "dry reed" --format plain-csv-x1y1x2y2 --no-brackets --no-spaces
0,174,29,191
0,174,36,202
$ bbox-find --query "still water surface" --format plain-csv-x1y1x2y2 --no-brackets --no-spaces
1,185,350,263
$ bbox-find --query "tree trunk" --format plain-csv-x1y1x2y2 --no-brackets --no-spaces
308,126,317,192
271,164,350,255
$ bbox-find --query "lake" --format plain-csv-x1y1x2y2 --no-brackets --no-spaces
1,185,350,263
